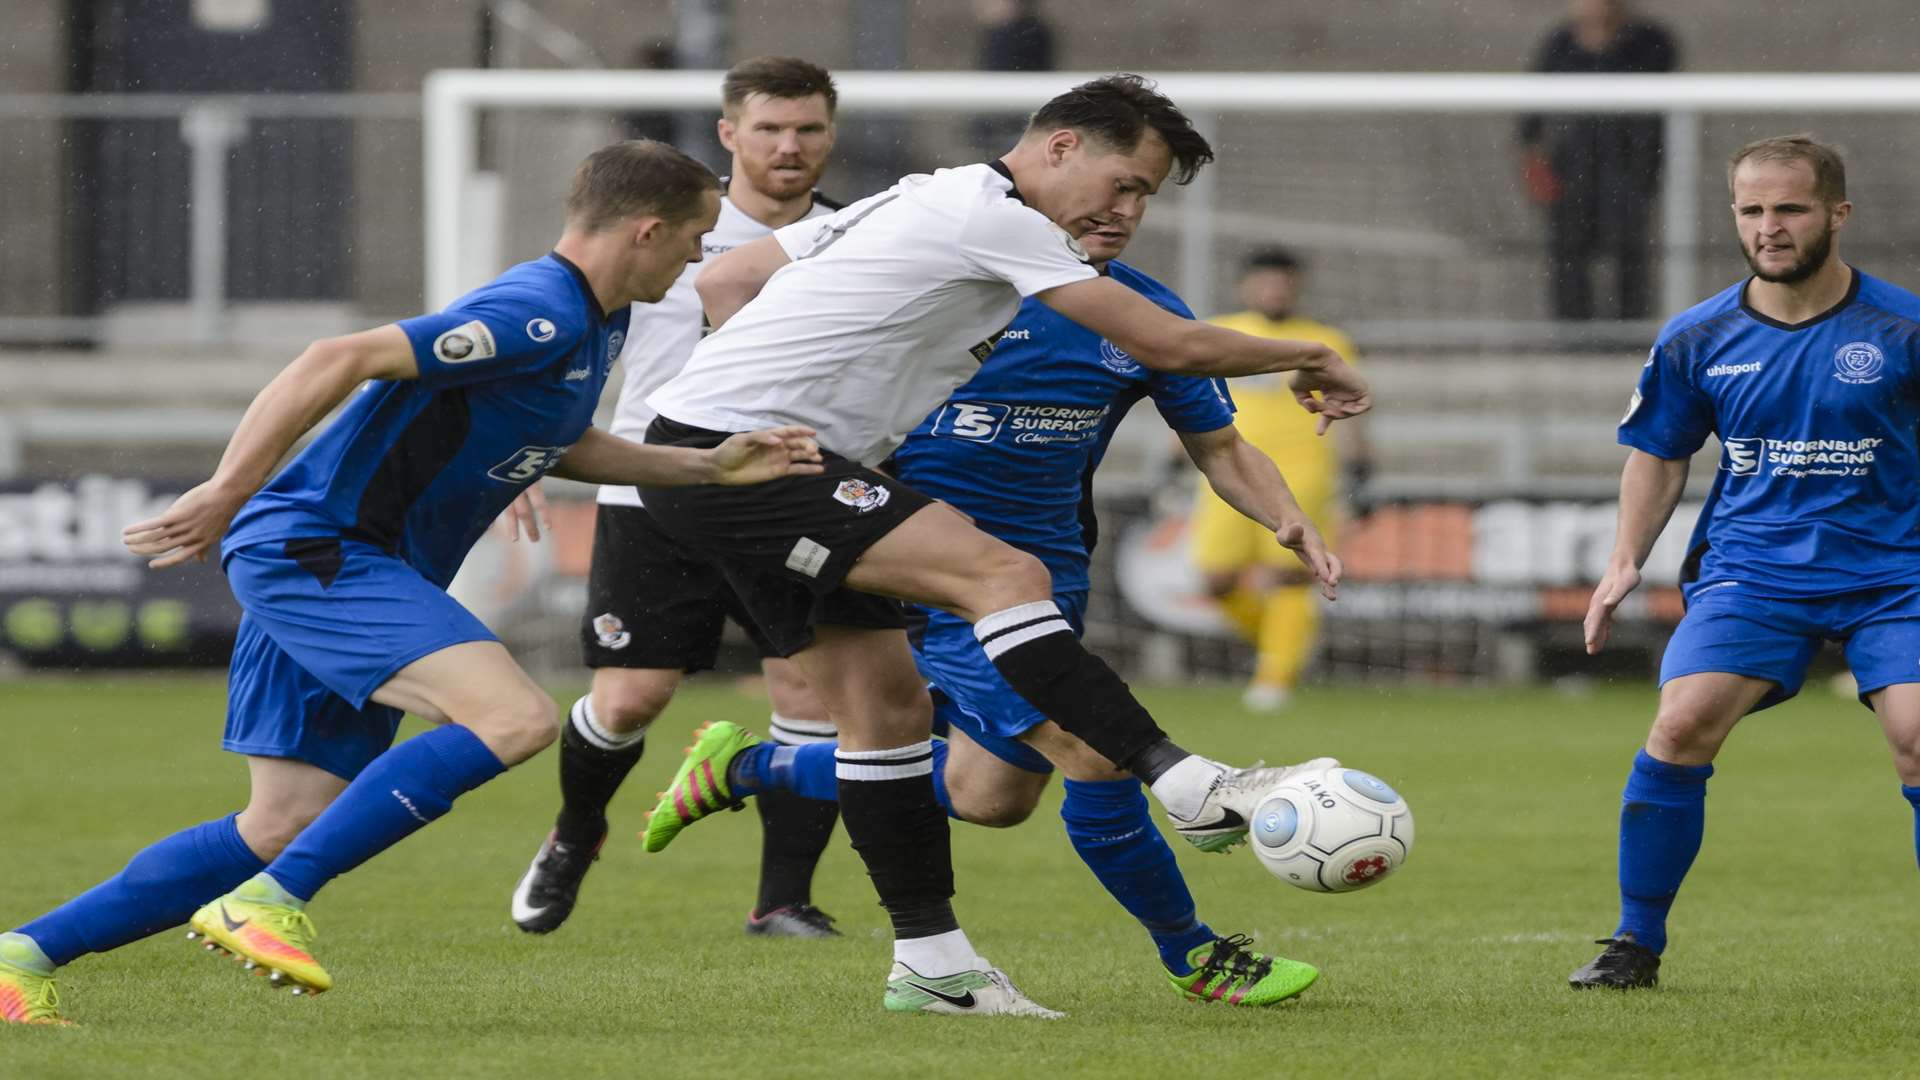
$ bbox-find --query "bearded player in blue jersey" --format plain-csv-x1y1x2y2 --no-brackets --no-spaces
645,210,1346,1007
1573,134,1920,990
0,141,826,1025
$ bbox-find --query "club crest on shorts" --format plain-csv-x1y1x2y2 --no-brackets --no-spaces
592,613,631,650
832,478,891,513
1833,341,1884,384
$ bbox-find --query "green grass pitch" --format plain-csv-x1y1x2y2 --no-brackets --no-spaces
3,676,1917,1078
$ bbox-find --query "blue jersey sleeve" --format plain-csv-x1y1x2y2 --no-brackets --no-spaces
1137,287,1235,433
396,292,584,390
1619,342,1714,459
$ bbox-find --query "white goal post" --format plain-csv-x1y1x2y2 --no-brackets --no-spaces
423,70,1920,318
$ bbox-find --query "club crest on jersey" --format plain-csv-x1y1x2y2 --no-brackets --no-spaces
608,329,625,356
525,317,557,343
592,613,631,651
1833,341,1884,384
433,320,497,364
1047,222,1091,263
832,478,891,513
1098,339,1142,374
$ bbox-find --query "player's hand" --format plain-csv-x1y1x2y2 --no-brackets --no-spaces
1583,562,1642,655
501,484,549,542
710,425,825,485
1274,517,1343,601
1290,354,1372,435
121,479,249,569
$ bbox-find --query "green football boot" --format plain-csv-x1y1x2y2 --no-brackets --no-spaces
0,935,70,1026
1167,934,1318,1006
642,721,755,853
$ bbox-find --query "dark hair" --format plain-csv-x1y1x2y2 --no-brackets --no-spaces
565,140,719,232
1246,247,1302,274
1727,133,1847,205
1026,73,1214,185
722,56,838,117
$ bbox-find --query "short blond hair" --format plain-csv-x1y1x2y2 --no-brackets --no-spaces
1726,134,1847,205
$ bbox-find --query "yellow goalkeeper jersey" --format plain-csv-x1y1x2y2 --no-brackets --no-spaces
1206,311,1359,472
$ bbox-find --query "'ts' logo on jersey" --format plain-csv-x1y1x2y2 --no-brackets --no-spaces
931,401,1012,441
487,445,568,483
1833,341,1885,384
1722,437,1762,476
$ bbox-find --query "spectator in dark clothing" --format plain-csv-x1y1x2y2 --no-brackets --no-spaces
1519,0,1679,322
971,0,1056,154
621,39,678,145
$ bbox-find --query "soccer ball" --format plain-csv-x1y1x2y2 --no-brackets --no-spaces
1248,766,1413,892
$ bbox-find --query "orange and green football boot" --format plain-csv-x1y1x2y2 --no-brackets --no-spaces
0,935,70,1026
642,721,756,853
1167,934,1318,1006
186,876,331,995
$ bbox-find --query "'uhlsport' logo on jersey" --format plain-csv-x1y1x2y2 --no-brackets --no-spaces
526,317,557,343
1706,360,1762,377
1098,339,1142,374
1833,341,1885,384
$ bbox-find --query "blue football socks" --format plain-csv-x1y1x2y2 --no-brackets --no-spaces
1061,778,1215,974
1614,749,1713,955
13,813,265,968
265,725,505,902
733,738,960,819
1902,785,1920,868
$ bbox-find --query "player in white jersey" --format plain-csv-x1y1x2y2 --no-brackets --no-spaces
508,59,853,939
639,75,1369,1017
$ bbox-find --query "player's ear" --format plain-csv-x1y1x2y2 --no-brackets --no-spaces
1043,128,1081,166
716,114,738,154
1829,200,1853,230
631,215,668,247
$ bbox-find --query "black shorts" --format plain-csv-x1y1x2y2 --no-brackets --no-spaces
638,416,926,656
580,503,779,670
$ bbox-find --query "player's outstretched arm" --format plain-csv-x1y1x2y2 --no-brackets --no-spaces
1179,425,1342,600
1585,449,1691,655
122,325,420,568
1035,277,1370,431
694,235,793,329
547,426,824,488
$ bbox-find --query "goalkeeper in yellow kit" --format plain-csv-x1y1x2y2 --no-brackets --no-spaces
1192,248,1372,710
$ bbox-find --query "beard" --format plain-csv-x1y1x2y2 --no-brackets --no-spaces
740,157,820,200
1744,223,1833,285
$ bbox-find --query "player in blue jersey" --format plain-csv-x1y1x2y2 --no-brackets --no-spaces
648,210,1345,1006
0,141,826,1023
1573,134,1920,990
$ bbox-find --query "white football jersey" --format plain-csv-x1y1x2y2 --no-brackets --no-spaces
598,191,840,508
645,162,1100,466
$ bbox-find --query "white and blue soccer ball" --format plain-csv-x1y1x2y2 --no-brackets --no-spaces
1248,766,1413,893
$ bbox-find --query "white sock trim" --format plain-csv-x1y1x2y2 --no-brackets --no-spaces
973,600,1063,642
836,740,935,781
977,619,1073,661
769,712,837,745
571,696,646,751
893,928,981,978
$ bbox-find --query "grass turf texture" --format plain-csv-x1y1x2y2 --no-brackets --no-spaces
3,677,1916,1079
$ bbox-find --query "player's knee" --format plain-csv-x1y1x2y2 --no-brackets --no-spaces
594,677,675,735
975,548,1053,611
1647,705,1725,762
962,797,1036,829
466,691,560,765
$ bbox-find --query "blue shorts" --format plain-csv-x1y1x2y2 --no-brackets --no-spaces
1660,582,1920,712
912,591,1087,775
221,539,497,780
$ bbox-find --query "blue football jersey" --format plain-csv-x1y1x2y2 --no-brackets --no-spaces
1619,268,1920,596
224,253,628,587
890,260,1235,593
